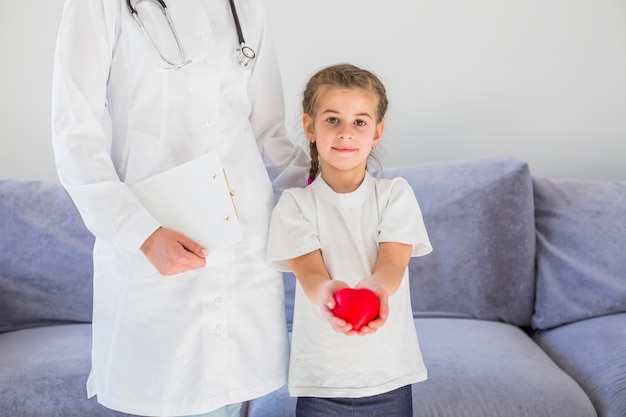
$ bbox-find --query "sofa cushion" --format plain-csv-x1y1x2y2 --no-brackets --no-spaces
533,313,626,417
531,177,626,330
248,319,597,417
247,384,295,417
412,318,596,417
0,324,132,416
0,179,95,333
380,157,536,326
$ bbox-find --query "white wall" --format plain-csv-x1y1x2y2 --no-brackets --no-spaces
2,0,625,181
0,0,65,181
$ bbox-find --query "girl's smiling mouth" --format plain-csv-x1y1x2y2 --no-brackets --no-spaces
333,146,357,153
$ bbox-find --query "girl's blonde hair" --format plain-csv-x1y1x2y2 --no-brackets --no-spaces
302,63,388,182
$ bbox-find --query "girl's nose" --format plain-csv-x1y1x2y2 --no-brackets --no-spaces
338,131,353,140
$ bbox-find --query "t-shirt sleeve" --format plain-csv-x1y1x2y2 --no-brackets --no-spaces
267,190,321,271
378,178,433,257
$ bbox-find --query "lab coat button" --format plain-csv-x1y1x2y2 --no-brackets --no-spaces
204,57,214,67
215,324,225,334
203,118,214,127
200,34,210,42
214,296,224,306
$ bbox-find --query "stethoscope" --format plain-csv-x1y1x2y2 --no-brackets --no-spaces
127,0,256,69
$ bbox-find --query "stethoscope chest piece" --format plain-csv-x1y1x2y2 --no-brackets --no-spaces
233,44,256,69
229,0,256,69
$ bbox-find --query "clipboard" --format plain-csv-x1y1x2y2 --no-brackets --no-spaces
129,150,243,251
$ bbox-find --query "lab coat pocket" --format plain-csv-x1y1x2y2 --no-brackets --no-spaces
131,251,160,279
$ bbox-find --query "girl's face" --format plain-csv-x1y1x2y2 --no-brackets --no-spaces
303,87,384,184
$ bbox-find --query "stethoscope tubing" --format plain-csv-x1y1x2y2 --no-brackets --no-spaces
126,0,256,69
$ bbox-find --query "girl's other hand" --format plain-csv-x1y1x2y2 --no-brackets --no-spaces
355,278,390,336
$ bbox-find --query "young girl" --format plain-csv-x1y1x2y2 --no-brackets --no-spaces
267,63,433,416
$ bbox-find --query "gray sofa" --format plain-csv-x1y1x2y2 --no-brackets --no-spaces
1,157,625,417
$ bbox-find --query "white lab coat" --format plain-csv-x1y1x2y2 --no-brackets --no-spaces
51,0,308,415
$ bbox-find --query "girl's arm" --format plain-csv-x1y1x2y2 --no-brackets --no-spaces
288,250,354,335
357,241,413,335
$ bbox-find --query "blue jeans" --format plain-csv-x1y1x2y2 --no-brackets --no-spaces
296,385,413,417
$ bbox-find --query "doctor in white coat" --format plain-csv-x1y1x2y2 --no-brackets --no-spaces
51,0,308,416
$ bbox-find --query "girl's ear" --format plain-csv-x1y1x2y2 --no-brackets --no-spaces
372,120,385,147
303,113,315,140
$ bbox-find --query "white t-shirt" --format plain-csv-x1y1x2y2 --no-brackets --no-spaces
267,173,433,398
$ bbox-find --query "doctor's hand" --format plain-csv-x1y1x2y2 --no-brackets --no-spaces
140,227,208,276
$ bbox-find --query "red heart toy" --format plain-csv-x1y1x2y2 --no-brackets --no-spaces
332,288,380,331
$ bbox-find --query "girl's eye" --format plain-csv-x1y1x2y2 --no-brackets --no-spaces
326,117,340,124
354,119,367,127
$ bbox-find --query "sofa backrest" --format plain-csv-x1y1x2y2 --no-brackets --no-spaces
2,157,539,333
532,177,626,330
0,178,95,333
382,157,536,326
